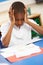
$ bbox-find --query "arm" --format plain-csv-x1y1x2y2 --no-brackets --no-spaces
2,24,14,47
26,20,43,35
24,8,43,35
2,7,15,47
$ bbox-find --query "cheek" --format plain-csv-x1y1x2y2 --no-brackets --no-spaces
15,21,18,25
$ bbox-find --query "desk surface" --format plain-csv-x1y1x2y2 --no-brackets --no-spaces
0,39,43,65
11,54,43,65
0,55,10,65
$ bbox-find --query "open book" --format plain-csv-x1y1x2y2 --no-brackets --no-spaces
14,43,41,58
0,43,41,58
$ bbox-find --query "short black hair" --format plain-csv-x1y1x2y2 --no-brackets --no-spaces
11,1,25,14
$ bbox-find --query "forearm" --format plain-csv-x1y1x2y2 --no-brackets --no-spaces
2,24,13,47
27,20,43,35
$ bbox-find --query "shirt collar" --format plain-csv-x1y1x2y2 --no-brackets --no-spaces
14,23,25,29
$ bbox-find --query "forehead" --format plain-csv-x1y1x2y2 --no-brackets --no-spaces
15,13,25,18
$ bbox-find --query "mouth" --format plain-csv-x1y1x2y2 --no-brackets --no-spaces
15,24,22,28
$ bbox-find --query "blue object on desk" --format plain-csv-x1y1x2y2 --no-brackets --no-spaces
0,55,10,64
11,54,43,65
34,38,43,48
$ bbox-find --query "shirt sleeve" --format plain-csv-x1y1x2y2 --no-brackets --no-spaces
1,22,10,41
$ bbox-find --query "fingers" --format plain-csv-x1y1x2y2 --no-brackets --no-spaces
8,6,15,22
8,6,15,26
9,6,13,15
12,10,15,22
8,7,13,21
24,8,27,22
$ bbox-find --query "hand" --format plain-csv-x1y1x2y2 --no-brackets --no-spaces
9,7,15,27
24,8,29,24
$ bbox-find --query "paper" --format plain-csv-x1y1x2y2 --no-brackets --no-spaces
0,38,41,58
0,46,16,58
14,44,41,58
0,45,26,58
27,37,42,44
0,44,41,58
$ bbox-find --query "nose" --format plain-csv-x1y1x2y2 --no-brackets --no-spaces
18,20,22,25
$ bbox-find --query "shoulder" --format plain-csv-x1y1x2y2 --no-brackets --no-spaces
1,21,10,28
1,21,10,32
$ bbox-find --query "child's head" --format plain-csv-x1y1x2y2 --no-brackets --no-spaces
11,1,25,27
12,1,25,15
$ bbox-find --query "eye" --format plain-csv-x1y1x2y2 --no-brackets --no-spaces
15,19,19,21
21,19,24,21
8,11,10,14
15,18,24,21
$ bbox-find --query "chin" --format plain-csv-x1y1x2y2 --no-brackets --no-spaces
18,26,21,28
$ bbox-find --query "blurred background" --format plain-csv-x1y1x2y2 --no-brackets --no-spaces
0,0,43,25
0,0,43,48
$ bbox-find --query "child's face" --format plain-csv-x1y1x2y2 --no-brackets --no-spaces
14,12,25,28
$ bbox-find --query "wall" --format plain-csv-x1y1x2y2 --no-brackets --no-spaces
0,0,35,12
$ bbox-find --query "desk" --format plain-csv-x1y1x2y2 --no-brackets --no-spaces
0,39,43,65
11,54,43,65
0,55,10,65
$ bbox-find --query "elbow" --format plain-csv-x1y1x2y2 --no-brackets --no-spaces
2,40,8,48
40,27,43,35
41,33,43,35
39,30,43,35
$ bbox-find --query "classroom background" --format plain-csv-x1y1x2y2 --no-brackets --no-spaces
0,0,43,26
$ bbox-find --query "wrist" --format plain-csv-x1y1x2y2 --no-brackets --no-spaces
11,21,15,27
25,19,29,24
10,23,14,28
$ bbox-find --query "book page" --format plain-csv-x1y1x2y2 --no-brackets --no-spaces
15,44,41,58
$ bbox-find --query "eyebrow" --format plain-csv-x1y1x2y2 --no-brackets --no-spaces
15,18,24,21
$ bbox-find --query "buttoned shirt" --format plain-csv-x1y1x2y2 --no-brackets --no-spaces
1,19,37,47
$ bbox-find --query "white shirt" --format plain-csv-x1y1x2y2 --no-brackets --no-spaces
1,19,37,47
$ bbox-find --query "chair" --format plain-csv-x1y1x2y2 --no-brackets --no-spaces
0,32,6,48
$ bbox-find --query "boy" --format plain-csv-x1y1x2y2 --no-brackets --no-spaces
1,1,43,47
